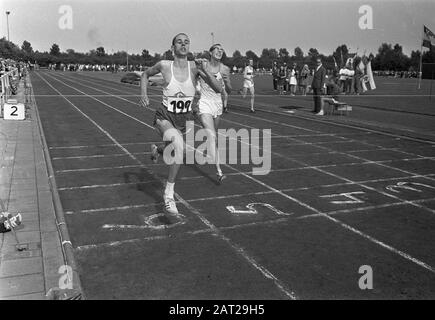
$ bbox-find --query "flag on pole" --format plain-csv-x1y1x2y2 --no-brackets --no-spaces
423,25,435,49
360,56,376,92
340,49,344,68
366,58,376,90
332,56,338,70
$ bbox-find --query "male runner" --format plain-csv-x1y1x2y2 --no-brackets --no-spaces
241,59,255,112
140,33,222,214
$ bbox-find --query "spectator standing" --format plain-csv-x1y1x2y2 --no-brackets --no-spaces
272,61,279,91
299,64,310,96
288,62,298,95
277,64,287,95
311,58,326,115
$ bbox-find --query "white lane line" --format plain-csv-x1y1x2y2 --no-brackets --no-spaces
58,180,157,191
38,71,298,300
64,203,158,215
76,216,286,250
298,197,435,219
52,152,151,160
55,164,149,173
55,155,433,174
45,72,435,275
49,141,161,149
76,236,168,251
60,173,435,193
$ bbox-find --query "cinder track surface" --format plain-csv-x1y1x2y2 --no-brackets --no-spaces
30,70,435,299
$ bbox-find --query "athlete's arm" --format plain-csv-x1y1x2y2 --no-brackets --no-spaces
140,61,163,108
195,59,222,93
221,64,232,94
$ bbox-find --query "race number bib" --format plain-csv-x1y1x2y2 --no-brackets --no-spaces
167,97,192,114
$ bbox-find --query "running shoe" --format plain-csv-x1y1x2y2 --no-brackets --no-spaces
163,195,179,214
4,213,22,230
217,173,226,184
150,144,159,163
250,109,255,113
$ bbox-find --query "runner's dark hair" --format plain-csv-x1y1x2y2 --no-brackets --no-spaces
172,33,189,45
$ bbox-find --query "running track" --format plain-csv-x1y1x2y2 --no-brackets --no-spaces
29,70,435,299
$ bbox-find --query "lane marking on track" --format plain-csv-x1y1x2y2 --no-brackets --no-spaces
49,141,161,149
53,156,435,174
320,191,366,204
55,164,150,173
52,152,151,160
58,173,435,193
75,195,435,251
297,197,435,219
226,203,293,216
102,212,187,231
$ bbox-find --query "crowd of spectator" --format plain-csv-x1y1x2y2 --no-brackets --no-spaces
0,58,29,99
47,63,146,73
1,58,29,78
272,61,349,96
271,58,379,97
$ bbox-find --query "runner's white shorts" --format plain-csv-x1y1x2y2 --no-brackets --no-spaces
198,98,223,119
243,80,254,89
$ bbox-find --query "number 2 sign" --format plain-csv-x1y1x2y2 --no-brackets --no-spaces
3,102,25,120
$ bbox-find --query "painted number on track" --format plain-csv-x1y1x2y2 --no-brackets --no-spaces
226,203,292,216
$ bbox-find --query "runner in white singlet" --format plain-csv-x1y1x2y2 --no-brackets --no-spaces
197,44,232,183
241,59,255,112
140,33,223,214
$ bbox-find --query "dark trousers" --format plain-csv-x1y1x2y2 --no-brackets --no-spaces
354,75,361,93
313,88,322,112
273,78,278,90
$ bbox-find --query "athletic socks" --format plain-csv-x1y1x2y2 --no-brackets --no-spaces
164,182,175,199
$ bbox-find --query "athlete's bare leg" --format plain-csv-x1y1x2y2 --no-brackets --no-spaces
153,119,184,213
222,90,228,113
248,86,255,112
241,86,248,99
200,113,225,183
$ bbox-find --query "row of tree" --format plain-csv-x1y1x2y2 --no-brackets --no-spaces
1,37,434,71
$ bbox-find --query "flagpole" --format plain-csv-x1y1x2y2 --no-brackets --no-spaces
418,25,424,90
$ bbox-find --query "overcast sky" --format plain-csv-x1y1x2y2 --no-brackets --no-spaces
1,0,434,57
